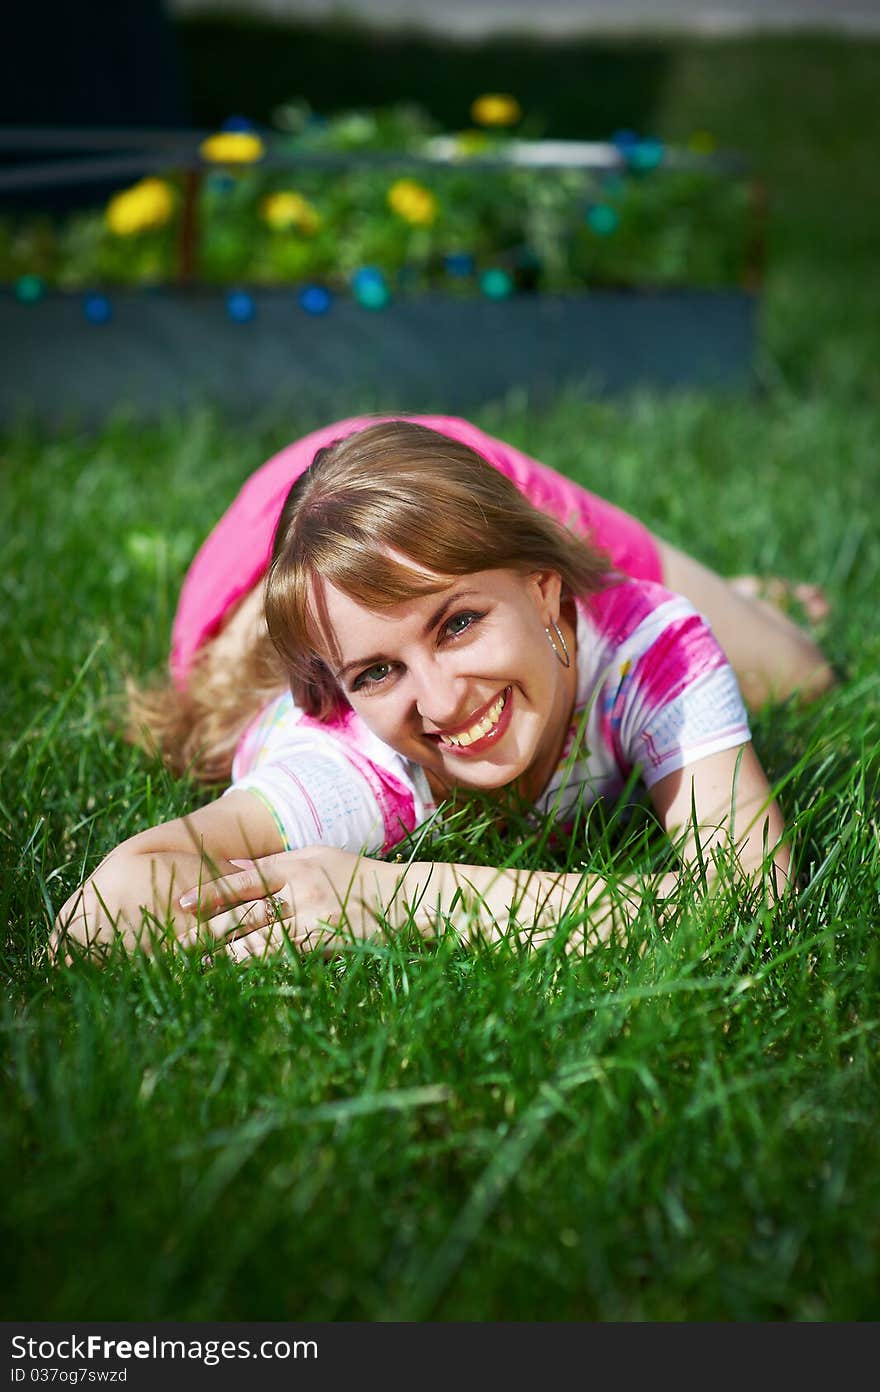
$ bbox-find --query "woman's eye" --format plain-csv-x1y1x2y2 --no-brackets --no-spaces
352,662,391,692
442,610,482,639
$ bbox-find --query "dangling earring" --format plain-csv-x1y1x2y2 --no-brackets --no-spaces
544,619,571,669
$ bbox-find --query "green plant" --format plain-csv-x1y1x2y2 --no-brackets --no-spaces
0,103,752,297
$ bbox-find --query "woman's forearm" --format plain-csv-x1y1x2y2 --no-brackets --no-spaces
386,835,786,954
388,859,645,952
385,849,784,952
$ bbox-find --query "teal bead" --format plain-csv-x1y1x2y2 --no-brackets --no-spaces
479,268,513,300
629,139,665,171
15,274,46,304
586,204,620,236
352,277,389,310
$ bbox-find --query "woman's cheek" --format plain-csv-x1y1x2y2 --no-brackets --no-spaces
352,694,398,743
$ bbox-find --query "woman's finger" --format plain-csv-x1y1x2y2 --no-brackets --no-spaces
178,864,288,915
224,925,287,963
221,917,338,963
178,887,293,949
195,926,277,968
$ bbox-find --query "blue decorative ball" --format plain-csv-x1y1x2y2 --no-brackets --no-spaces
612,128,639,150
298,284,333,316
226,289,255,323
83,292,112,325
586,204,620,236
444,252,475,278
352,266,384,291
479,268,514,301
222,115,253,132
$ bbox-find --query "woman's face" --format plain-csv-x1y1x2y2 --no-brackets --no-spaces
318,565,577,799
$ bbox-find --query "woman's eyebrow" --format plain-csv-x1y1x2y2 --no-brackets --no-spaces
335,589,483,681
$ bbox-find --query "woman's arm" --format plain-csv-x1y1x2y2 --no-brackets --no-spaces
656,538,834,708
647,740,789,887
50,790,286,961
178,741,789,962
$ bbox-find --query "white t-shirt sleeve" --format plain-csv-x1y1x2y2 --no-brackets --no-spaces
225,692,431,855
228,740,388,853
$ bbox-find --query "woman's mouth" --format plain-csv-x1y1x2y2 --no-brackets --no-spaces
432,687,513,756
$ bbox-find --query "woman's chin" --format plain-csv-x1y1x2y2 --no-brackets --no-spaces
439,752,529,793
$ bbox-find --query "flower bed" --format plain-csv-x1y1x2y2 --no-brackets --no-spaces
0,99,761,423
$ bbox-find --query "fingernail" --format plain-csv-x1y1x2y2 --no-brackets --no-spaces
179,892,196,908
230,858,255,869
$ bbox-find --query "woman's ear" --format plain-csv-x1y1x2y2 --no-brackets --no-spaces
528,569,564,622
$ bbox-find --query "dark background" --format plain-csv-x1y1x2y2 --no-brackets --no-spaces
1,3,671,212
2,2,670,134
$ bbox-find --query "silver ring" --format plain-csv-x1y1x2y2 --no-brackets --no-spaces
266,894,286,923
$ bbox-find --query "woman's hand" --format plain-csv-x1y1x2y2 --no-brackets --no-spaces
176,847,403,962
177,850,634,964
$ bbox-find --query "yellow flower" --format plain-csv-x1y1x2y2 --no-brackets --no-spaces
469,93,521,128
387,178,438,226
199,131,265,164
260,191,321,235
105,178,175,236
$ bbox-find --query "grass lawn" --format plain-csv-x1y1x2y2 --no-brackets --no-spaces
2,32,879,1321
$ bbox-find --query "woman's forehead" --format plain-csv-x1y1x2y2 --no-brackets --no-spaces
310,569,454,639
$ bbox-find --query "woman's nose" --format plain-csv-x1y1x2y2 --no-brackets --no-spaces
411,660,465,727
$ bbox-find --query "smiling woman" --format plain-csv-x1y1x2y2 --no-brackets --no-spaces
51,416,833,964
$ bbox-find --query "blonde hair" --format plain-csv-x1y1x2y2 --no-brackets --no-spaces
127,420,610,781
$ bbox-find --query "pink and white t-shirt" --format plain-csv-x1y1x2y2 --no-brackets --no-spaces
226,579,750,854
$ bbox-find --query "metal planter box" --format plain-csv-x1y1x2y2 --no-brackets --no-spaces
1,284,757,428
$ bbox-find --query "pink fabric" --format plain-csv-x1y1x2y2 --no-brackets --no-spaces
170,413,663,690
587,582,727,778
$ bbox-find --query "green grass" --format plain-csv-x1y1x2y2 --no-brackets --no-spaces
2,33,880,1321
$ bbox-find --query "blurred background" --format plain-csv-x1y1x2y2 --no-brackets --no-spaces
4,1,880,142
2,1,878,402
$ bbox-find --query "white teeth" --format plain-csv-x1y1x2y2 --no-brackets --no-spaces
439,690,507,749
